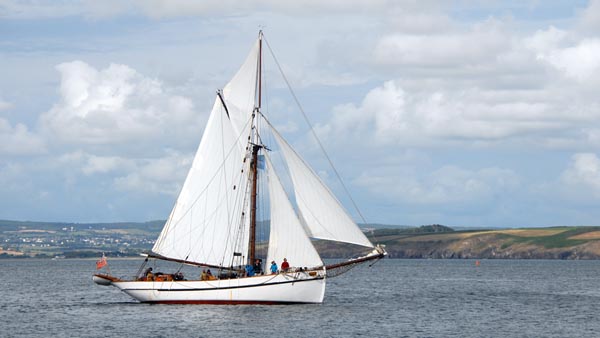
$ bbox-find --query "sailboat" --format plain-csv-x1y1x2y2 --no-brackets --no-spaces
93,31,386,304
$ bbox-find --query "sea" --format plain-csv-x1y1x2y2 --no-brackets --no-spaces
1,258,599,337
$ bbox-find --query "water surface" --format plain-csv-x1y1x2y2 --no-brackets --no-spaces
2,259,599,337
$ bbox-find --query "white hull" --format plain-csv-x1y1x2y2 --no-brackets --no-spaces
105,271,326,304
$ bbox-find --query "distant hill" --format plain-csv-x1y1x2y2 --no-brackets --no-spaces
371,226,600,259
359,223,413,230
4,219,600,259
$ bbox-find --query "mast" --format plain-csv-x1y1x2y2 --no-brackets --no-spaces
248,31,263,266
248,144,260,265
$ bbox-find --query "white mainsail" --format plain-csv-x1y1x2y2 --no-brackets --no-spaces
271,128,374,248
152,98,250,267
265,156,323,270
152,40,262,267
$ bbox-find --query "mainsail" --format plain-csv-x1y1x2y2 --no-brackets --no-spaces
152,97,250,267
152,42,261,267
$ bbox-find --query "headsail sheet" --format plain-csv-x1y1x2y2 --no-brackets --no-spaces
271,128,374,248
265,156,323,269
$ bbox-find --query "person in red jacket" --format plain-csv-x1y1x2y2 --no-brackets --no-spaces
281,258,290,272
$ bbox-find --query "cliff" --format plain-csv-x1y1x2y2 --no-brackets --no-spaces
367,226,600,259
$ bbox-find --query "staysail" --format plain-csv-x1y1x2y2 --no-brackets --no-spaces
271,127,374,248
265,156,323,269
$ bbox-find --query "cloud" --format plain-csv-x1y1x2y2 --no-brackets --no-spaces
318,14,600,150
320,79,588,148
561,153,600,195
82,154,132,175
525,26,568,53
0,118,46,155
40,60,201,150
374,26,508,67
537,39,600,82
0,0,84,19
0,0,433,19
3,0,600,226
55,150,192,194
355,164,519,205
113,151,192,195
578,0,600,33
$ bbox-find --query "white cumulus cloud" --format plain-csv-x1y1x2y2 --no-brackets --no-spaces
320,79,589,148
562,153,600,193
537,39,600,82
40,60,201,148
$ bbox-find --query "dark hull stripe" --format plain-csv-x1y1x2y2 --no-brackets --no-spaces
120,276,324,292
145,300,318,305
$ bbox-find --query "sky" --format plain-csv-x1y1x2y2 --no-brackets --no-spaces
1,0,600,227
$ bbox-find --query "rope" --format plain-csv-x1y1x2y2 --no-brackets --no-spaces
326,256,383,278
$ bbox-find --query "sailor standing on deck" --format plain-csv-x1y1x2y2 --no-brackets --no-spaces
281,258,290,272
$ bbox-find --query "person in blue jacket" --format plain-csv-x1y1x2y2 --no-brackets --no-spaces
270,261,278,274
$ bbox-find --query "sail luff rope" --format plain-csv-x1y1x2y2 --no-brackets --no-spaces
217,94,237,269
262,36,369,228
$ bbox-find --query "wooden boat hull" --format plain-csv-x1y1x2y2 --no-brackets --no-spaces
98,270,327,304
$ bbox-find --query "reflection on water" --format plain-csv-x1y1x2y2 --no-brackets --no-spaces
2,258,600,337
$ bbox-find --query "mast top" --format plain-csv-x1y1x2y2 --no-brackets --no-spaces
257,30,263,110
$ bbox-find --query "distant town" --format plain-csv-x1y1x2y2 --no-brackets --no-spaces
0,220,163,258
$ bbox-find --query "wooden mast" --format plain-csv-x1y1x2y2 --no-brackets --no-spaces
248,144,260,266
248,31,263,266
